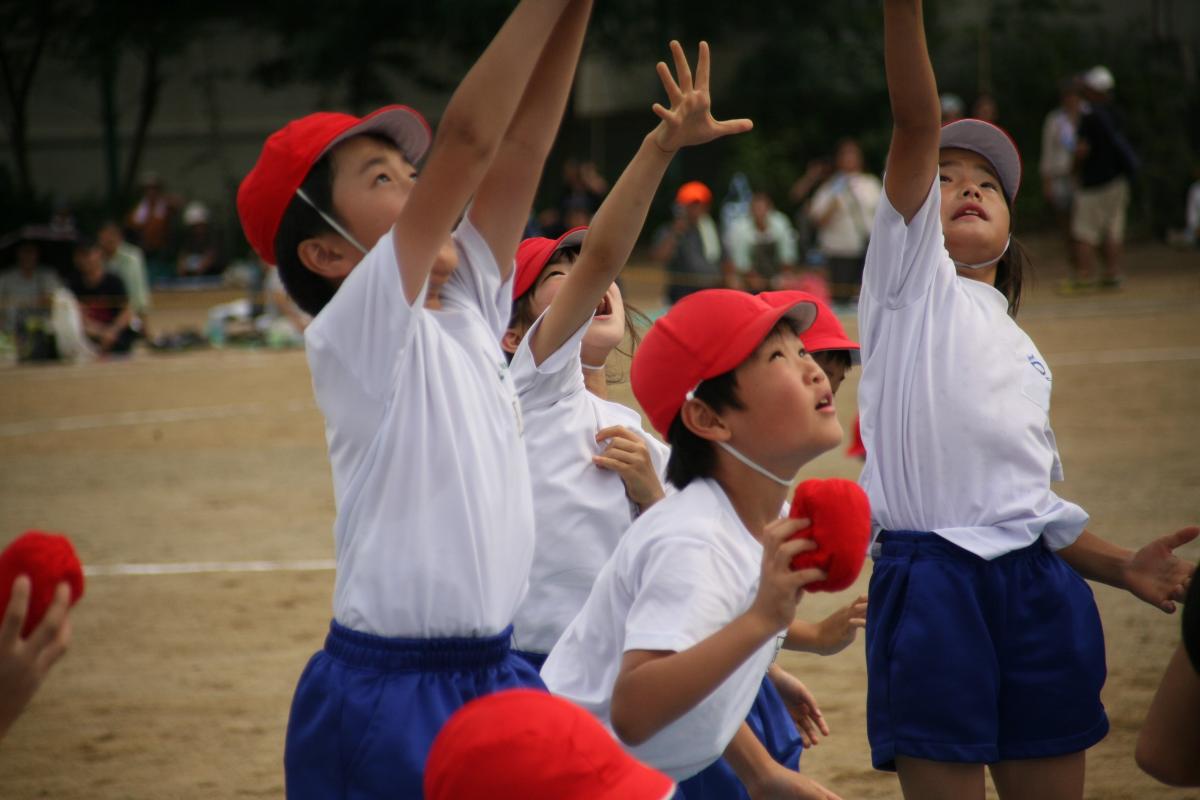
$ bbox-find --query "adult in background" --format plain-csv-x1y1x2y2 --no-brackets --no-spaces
0,241,60,336
1070,65,1138,290
125,172,180,281
972,92,998,124
70,238,135,355
1040,77,1084,271
176,202,227,278
97,221,151,337
808,138,882,306
724,191,798,292
652,181,724,305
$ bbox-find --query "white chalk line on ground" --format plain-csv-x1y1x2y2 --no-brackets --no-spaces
0,398,315,437
85,559,335,577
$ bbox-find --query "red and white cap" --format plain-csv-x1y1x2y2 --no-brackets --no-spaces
237,105,431,265
513,226,588,300
765,292,860,363
631,289,817,437
423,689,675,800
939,118,1022,203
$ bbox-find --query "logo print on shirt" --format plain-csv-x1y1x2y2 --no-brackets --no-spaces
1026,354,1050,381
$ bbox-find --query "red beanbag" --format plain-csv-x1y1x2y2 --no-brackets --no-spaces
0,531,85,638
788,479,871,592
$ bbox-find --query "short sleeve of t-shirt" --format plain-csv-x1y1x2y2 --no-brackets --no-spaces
303,228,423,403
624,534,749,654
510,312,588,411
862,177,951,310
441,213,514,342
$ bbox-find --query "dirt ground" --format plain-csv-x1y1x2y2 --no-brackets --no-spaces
0,236,1197,799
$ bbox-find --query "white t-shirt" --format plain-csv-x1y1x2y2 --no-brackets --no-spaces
857,180,1088,560
510,315,670,655
305,217,535,638
1040,107,1078,180
542,478,783,780
810,172,883,258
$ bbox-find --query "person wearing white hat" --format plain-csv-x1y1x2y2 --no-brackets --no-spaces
862,3,1197,799
1068,64,1139,292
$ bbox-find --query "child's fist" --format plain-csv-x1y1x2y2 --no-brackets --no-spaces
788,479,870,592
0,531,85,638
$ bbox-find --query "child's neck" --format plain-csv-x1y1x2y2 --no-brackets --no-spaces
712,456,792,541
582,366,608,399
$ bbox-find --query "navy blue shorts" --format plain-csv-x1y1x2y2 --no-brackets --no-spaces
676,673,804,798
512,648,548,673
866,531,1109,770
284,621,545,799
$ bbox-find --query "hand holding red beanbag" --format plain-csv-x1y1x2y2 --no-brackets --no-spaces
788,479,871,592
0,531,85,638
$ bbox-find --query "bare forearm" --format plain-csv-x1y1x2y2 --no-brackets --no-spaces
883,0,940,219
1056,529,1132,589
782,619,820,651
472,0,592,270
722,722,777,793
611,610,779,746
532,134,672,361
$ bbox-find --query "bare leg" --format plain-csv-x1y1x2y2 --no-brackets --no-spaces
896,756,986,800
1072,240,1096,283
1101,237,1123,284
990,751,1086,800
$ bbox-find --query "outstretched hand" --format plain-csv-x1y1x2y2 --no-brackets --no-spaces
0,576,72,739
1123,526,1197,613
813,594,868,656
770,667,831,747
651,41,753,153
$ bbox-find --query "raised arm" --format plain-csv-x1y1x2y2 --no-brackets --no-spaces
471,0,593,277
391,0,571,303
528,40,751,364
883,0,941,222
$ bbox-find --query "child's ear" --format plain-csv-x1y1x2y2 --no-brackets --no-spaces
501,327,523,355
297,233,354,280
680,398,731,443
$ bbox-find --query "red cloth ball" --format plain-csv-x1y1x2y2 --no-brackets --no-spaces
0,531,85,638
788,479,871,592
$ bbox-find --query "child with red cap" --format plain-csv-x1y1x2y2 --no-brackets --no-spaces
236,2,596,796
503,40,751,673
860,3,1197,797
424,689,677,799
542,289,843,798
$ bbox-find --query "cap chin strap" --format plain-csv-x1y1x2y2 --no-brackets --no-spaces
685,387,794,487
953,235,1011,270
716,441,794,487
296,187,369,255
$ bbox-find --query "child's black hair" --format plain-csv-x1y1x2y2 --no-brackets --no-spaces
994,185,1030,318
664,368,743,490
811,349,852,373
663,318,802,490
273,133,400,317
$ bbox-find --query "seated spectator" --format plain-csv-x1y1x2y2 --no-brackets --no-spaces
0,241,61,336
69,238,135,355
126,172,180,281
808,138,881,306
176,202,226,278
424,689,676,799
725,192,798,292
652,181,724,305
97,221,151,335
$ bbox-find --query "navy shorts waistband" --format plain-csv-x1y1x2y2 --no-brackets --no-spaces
877,530,1047,564
323,620,514,672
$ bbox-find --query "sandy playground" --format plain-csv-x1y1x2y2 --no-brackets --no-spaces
0,235,1198,799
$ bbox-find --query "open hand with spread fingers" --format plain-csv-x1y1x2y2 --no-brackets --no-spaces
651,40,753,154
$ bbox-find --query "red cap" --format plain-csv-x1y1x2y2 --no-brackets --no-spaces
424,689,675,800
513,227,588,300
939,118,1022,203
766,292,859,360
237,105,431,265
675,181,713,206
631,289,817,437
